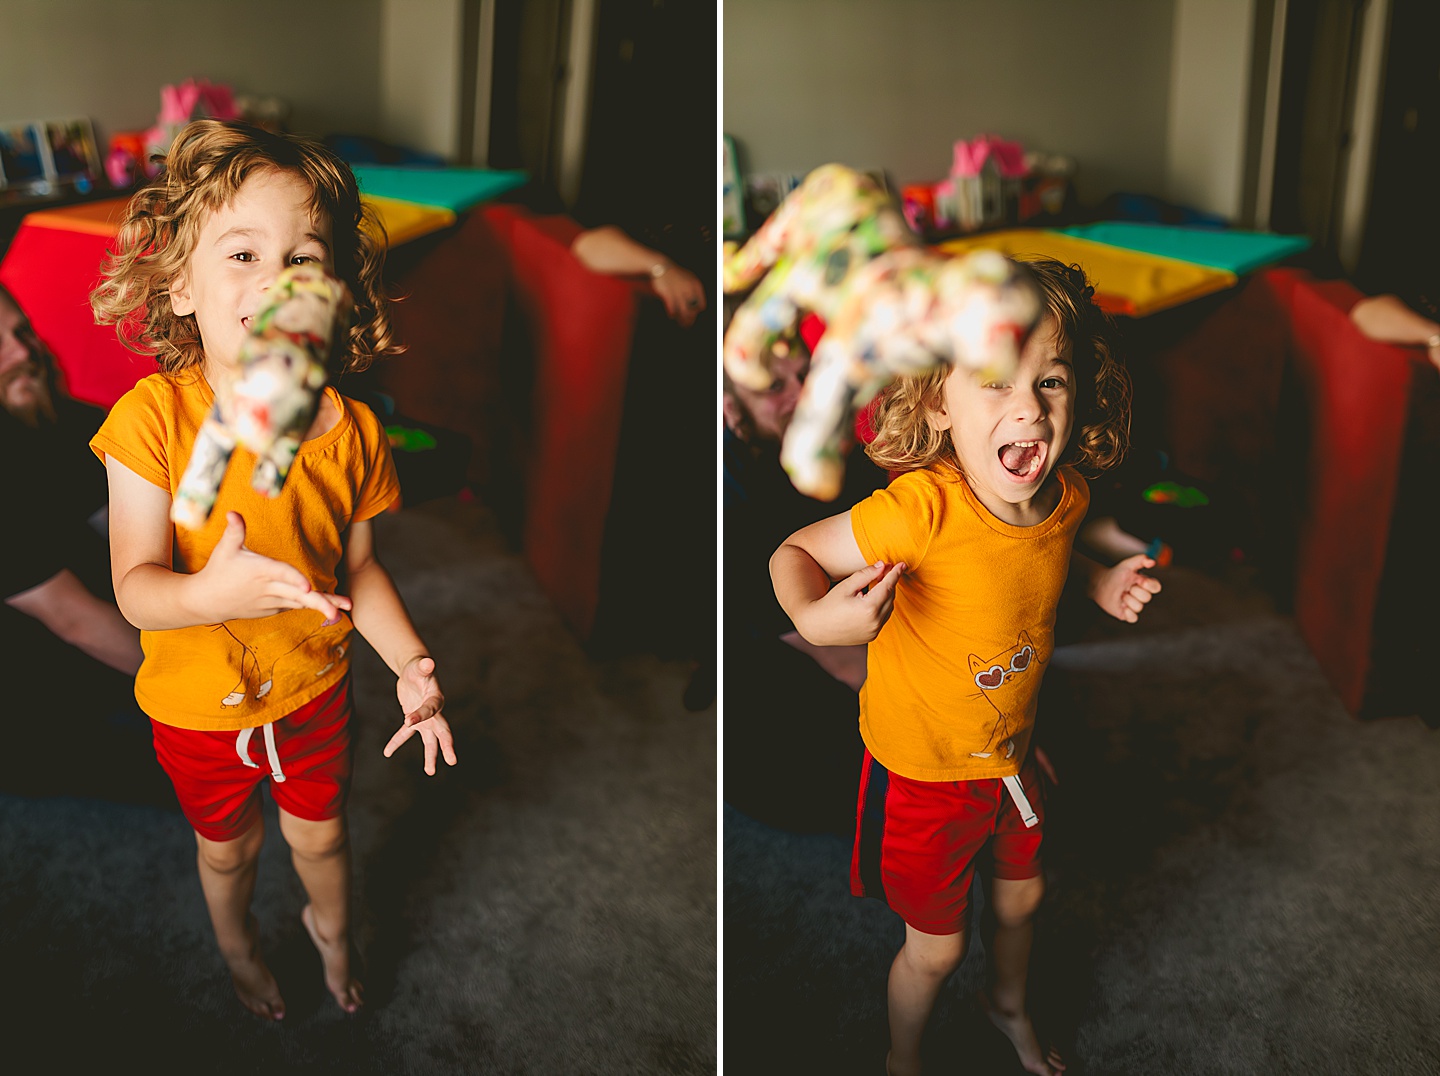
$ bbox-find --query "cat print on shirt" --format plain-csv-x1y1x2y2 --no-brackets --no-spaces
968,630,1041,760
215,622,347,708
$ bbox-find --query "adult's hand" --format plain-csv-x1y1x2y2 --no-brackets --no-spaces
651,262,707,327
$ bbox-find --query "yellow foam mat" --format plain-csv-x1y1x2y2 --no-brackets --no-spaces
937,229,1237,317
361,194,456,248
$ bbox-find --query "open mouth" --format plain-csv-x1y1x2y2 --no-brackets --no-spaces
998,439,1047,480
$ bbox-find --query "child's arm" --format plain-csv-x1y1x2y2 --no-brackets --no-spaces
1075,549,1162,624
106,456,351,629
771,511,906,647
343,518,458,776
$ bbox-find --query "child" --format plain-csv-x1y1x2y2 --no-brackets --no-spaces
88,120,458,1020
770,258,1160,1076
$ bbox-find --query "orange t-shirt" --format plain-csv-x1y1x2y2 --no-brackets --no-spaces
850,464,1089,782
90,370,400,731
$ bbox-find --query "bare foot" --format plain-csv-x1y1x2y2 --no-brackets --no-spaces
980,993,1066,1076
301,903,364,1013
224,916,286,1021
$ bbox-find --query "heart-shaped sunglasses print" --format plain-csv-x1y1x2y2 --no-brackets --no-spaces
975,665,1006,689
974,646,1035,690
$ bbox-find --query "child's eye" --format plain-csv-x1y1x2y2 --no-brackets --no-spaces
231,252,256,263
982,381,1007,390
1041,377,1068,390
291,254,319,266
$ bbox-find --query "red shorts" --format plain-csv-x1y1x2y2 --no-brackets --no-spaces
151,678,353,842
850,747,1045,935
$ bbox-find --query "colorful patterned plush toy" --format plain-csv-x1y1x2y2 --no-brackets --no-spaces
723,163,1043,500
171,265,352,529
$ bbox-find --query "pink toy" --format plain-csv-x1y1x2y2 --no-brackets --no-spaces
144,79,240,172
951,135,1030,233
952,134,1029,180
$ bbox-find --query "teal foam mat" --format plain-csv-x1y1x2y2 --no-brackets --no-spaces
1059,222,1311,275
352,165,529,211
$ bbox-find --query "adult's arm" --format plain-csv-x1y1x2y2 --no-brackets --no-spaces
1350,294,1440,369
779,631,868,691
571,225,707,327
5,568,143,675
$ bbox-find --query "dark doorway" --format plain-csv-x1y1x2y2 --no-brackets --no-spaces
573,0,716,273
1267,0,1367,264
1353,0,1440,296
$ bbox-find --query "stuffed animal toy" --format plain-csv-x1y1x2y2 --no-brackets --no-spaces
171,264,353,529
723,163,1043,501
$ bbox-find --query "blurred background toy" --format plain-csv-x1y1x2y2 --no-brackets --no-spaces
171,265,352,529
951,133,1028,232
723,135,746,239
143,78,240,168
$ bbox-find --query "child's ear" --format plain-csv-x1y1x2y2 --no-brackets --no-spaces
169,272,194,317
924,397,952,432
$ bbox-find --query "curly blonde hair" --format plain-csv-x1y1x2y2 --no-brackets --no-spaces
91,119,398,375
864,256,1131,477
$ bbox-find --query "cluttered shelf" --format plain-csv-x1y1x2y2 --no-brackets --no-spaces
724,132,1313,321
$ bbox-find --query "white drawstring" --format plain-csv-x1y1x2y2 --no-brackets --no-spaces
235,722,287,783
1002,774,1038,828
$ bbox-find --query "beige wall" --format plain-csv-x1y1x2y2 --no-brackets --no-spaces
1166,0,1256,221
0,0,383,144
723,0,1177,207
380,0,464,159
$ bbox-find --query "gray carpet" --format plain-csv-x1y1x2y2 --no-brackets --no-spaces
0,496,716,1075
724,565,1440,1075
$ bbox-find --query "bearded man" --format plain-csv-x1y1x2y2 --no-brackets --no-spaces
722,310,887,833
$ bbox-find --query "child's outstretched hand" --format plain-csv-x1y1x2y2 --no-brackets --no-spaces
796,560,905,646
196,512,353,622
1090,553,1163,623
382,656,458,775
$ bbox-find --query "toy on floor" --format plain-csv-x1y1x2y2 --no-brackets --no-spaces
1144,537,1174,568
171,265,353,529
1142,480,1209,508
1100,451,1249,571
723,163,1042,500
